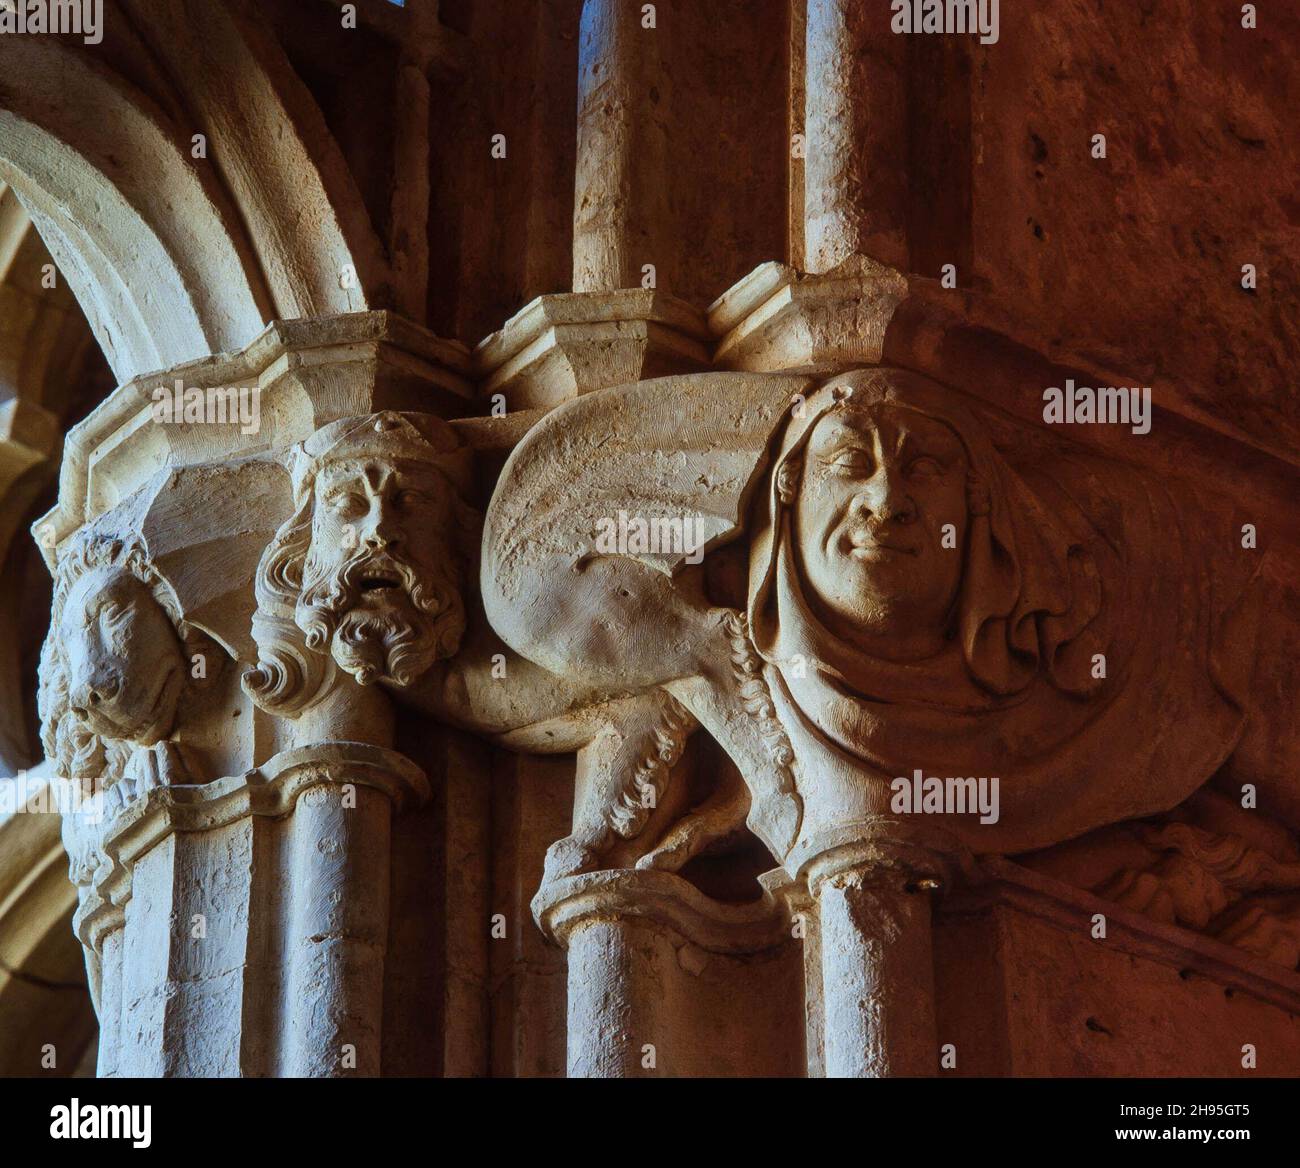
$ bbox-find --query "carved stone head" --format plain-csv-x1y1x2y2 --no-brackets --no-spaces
785,391,971,660
750,368,1104,698
39,534,188,781
244,411,477,714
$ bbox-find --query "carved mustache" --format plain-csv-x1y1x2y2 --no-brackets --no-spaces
298,545,458,661
340,551,420,601
302,548,420,618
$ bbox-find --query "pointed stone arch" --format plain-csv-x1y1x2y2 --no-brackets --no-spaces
0,34,272,380
0,10,390,384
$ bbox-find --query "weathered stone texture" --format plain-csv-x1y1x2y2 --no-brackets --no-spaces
0,0,1295,1082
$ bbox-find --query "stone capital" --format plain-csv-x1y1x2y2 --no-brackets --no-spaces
531,867,790,955
475,289,711,410
709,256,909,373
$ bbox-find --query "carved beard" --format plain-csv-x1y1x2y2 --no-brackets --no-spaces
54,708,106,780
296,543,465,687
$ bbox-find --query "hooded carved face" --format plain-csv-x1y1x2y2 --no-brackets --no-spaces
751,368,1105,701
792,402,969,660
296,457,466,688
741,368,1264,857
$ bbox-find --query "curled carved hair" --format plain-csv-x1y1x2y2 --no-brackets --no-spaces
242,478,481,716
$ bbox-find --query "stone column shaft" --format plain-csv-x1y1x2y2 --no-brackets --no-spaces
815,865,938,1077
73,745,428,1077
565,919,664,1078
536,869,791,1078
804,0,910,272
281,782,392,1077
573,0,673,292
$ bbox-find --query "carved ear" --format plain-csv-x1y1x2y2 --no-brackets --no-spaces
776,458,802,506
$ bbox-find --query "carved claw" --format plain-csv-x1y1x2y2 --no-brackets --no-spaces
665,613,803,860
541,835,602,884
540,690,697,883
104,779,131,819
637,783,751,873
115,740,197,812
149,740,196,787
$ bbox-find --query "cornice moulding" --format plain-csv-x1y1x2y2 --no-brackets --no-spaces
34,311,473,562
963,857,1300,1018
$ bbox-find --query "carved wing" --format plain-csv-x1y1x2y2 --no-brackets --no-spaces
482,370,815,685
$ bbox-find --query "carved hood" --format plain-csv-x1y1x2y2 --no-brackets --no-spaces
748,371,1265,857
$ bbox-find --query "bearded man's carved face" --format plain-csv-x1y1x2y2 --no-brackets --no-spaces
793,403,968,660
296,457,466,687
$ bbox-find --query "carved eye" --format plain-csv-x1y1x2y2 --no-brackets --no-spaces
329,492,365,518
906,456,944,479
825,447,874,475
98,602,129,628
394,489,427,511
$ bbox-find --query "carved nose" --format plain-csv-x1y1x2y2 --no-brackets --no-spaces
857,473,916,525
364,522,401,551
72,675,121,717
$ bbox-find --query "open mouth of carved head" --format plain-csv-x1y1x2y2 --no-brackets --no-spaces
346,555,415,602
357,564,405,595
297,545,466,688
